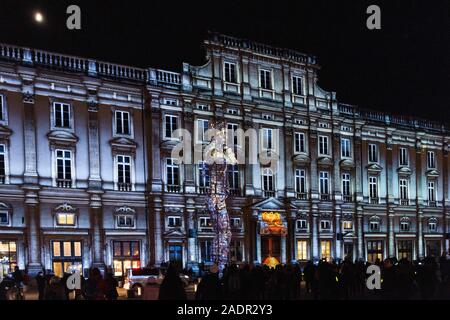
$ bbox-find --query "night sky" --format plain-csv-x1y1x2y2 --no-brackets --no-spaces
0,0,448,122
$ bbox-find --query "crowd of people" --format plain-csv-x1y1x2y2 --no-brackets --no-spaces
1,253,450,300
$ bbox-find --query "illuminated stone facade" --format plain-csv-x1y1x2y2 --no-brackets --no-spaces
0,33,449,276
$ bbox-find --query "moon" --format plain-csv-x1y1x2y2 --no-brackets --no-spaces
34,12,44,23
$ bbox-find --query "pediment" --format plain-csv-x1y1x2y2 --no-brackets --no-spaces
0,125,12,139
343,232,356,238
251,197,296,211
366,163,383,173
339,158,355,168
164,228,185,237
426,169,439,177
292,154,311,164
317,156,333,167
47,130,78,146
109,137,137,154
397,166,412,176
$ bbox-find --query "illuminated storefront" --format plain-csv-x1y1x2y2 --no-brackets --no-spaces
0,241,17,276
113,241,141,276
52,240,82,277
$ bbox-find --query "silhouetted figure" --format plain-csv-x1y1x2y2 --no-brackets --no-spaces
36,271,46,300
104,272,118,300
159,264,187,300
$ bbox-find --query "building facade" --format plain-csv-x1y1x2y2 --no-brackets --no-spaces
0,33,449,277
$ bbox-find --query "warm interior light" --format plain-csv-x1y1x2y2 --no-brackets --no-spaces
35,12,44,23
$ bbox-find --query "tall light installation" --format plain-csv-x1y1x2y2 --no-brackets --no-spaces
201,122,237,275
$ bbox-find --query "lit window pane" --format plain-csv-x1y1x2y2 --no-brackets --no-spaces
53,242,61,257
74,242,81,257
63,242,72,257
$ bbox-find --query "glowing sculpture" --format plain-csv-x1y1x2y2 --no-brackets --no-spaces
201,122,237,275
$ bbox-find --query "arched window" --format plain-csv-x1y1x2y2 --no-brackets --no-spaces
428,217,438,232
369,216,381,232
400,217,411,232
261,168,274,196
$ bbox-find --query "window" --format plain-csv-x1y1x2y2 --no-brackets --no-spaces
400,218,410,232
0,241,17,276
342,173,351,198
368,144,378,163
115,110,131,135
319,171,329,195
260,69,272,90
369,220,380,232
163,98,177,106
0,94,6,122
51,241,82,278
343,221,353,230
116,215,135,228
262,113,274,120
295,169,306,196
428,218,437,232
0,144,6,183
113,241,140,276
117,155,132,191
320,220,331,230
320,240,331,261
297,240,308,260
226,123,239,147
56,149,72,187
399,179,409,204
167,216,182,228
398,240,413,261
200,240,212,262
296,219,307,230
341,138,351,158
56,213,75,226
164,115,178,139
224,62,237,83
367,240,383,263
197,119,209,142
318,135,329,155
166,158,180,186
230,217,242,229
427,151,436,168
230,240,243,262
399,148,408,166
197,104,209,111
292,76,303,95
262,168,274,192
53,102,71,128
369,176,378,202
262,128,273,150
198,162,210,191
428,180,436,204
294,132,306,153
0,211,9,225
199,217,212,229
227,164,239,190
227,108,238,115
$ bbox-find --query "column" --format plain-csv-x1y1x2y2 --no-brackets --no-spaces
335,205,342,260
150,92,163,192
287,210,296,262
186,198,197,264
256,230,261,263
153,197,163,265
386,133,394,204
22,92,38,184
285,127,295,197
87,102,102,189
90,193,104,269
388,208,395,257
333,132,341,201
417,210,424,258
311,205,319,260
24,188,42,275
357,206,364,260
354,126,363,202
309,127,318,199
182,107,196,193
281,236,287,263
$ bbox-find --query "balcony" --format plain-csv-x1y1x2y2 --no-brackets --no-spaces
295,192,308,200
228,188,242,197
56,179,72,188
369,197,379,204
399,199,409,206
166,185,181,193
320,194,331,201
343,195,353,203
118,182,132,191
263,190,275,198
198,187,211,195
427,200,437,207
